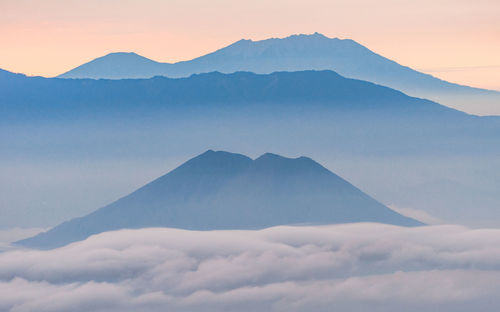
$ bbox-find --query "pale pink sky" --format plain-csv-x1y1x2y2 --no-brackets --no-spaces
1,0,499,90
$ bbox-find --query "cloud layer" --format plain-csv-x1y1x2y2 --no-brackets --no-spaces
1,223,500,312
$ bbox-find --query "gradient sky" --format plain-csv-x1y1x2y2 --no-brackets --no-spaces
1,0,499,90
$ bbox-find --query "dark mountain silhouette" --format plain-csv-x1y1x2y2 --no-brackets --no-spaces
17,150,422,249
57,33,500,115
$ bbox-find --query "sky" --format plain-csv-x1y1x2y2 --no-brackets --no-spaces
1,0,499,90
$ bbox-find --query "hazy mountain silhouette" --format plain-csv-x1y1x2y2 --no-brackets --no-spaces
0,68,466,120
1,69,498,155
59,52,162,79
17,150,422,249
2,69,500,228
57,33,500,115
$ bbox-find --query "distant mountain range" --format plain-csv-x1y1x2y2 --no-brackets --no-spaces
1,69,460,119
57,33,500,115
1,68,499,155
17,150,422,249
2,69,500,228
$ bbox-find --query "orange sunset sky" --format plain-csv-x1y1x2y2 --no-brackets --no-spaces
1,0,499,90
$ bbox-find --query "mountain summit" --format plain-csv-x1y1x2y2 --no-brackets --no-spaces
57,33,500,115
58,52,161,79
17,150,421,249
57,33,391,80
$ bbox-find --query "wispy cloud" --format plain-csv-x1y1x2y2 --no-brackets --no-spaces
387,204,444,225
1,223,500,311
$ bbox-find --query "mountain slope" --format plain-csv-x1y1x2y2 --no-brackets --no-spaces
17,150,422,249
0,68,27,81
57,33,500,115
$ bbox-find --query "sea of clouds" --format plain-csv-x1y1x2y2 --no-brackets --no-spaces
1,223,500,312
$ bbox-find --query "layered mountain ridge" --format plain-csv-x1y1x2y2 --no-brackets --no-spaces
57,32,500,115
0,69,465,121
2,68,500,228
